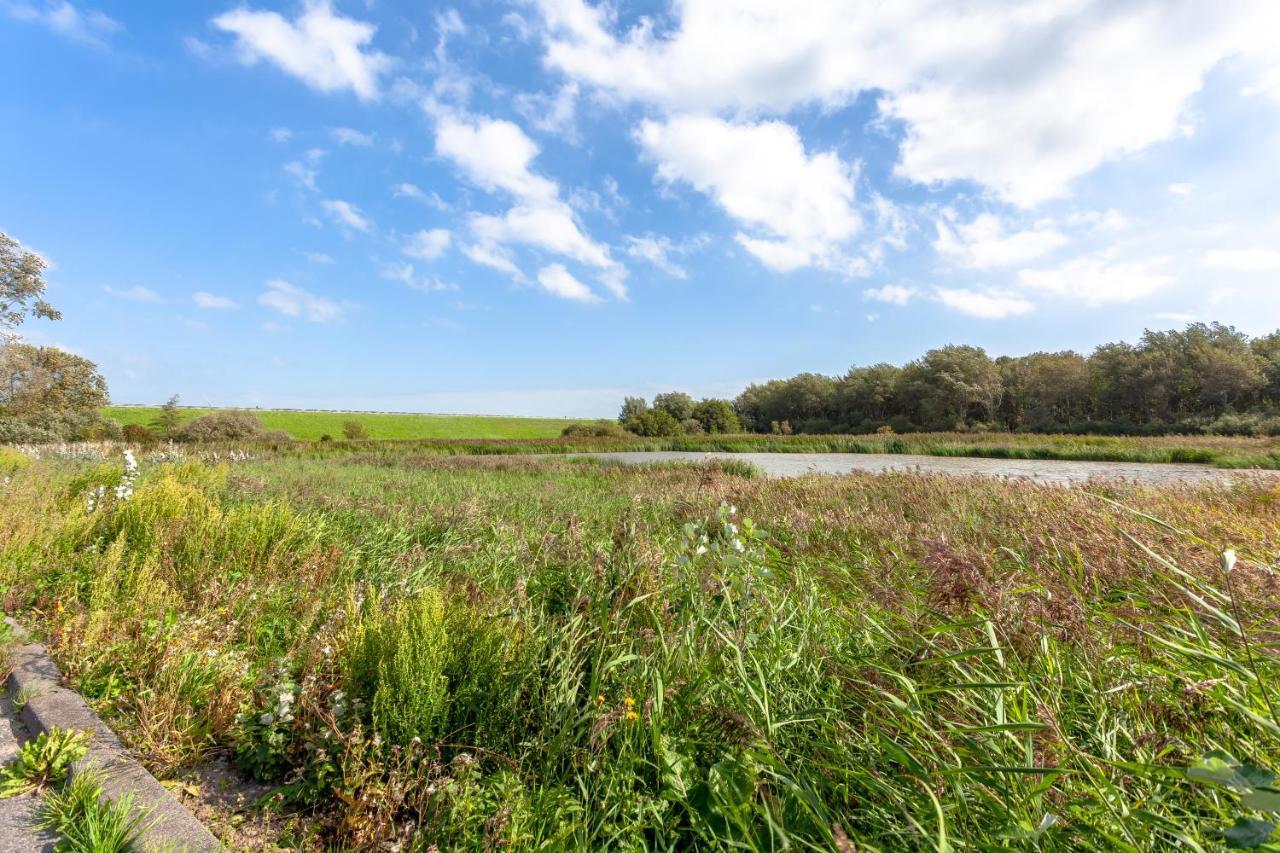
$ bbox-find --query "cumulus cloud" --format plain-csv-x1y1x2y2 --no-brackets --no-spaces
432,109,626,297
537,263,601,303
257,278,344,322
4,1,121,46
193,291,238,309
211,1,391,101
934,287,1033,319
402,228,451,260
330,126,373,146
637,115,859,273
533,0,1280,206
435,113,559,201
321,199,372,233
625,235,688,279
863,284,917,306
1018,254,1173,305
934,213,1067,269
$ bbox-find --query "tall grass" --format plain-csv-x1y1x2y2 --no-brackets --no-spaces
0,451,1278,848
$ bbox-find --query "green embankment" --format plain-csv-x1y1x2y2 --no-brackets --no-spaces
102,406,590,441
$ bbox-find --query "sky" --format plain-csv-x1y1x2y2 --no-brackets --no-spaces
2,1,1280,417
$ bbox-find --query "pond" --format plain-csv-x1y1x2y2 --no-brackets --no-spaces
575,451,1280,487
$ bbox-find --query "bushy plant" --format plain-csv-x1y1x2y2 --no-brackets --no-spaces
342,419,369,440
345,589,450,744
177,410,268,442
0,728,91,796
561,420,627,438
624,408,683,437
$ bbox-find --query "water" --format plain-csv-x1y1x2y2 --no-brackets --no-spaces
575,451,1280,487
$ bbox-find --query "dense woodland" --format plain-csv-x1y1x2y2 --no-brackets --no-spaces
623,324,1280,437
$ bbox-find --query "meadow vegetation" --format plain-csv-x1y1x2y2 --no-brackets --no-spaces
103,406,589,442
2,445,1280,848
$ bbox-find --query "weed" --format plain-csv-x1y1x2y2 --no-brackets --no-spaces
0,728,90,797
39,769,150,852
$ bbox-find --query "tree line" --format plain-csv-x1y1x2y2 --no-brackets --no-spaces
623,324,1280,437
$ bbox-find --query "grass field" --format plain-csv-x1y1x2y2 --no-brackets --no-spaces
2,442,1280,849
103,406,590,441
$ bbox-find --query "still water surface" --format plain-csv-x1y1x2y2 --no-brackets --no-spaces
577,451,1279,487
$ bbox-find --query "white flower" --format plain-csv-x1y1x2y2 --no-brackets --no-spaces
696,545,708,555
1223,549,1238,573
259,712,275,725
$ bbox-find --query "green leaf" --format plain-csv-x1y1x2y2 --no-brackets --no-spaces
1242,788,1280,812
1219,818,1276,849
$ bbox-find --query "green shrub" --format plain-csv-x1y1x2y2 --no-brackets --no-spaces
177,409,269,442
561,420,627,438
625,408,683,437
345,589,450,744
342,419,369,440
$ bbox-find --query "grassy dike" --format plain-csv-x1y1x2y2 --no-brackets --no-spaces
103,406,590,441
2,443,1280,848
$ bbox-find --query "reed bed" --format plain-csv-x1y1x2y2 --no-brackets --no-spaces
1,448,1279,849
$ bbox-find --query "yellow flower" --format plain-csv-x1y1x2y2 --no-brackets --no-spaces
624,710,639,722
595,694,605,705
623,696,635,708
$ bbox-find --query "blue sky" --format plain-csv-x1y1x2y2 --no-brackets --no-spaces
3,0,1279,417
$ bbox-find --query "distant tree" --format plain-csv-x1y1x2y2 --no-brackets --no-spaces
0,342,107,441
342,419,369,440
618,396,649,425
151,394,182,436
624,408,683,437
899,346,1002,430
652,392,695,422
1253,332,1280,403
834,364,900,429
681,418,704,435
691,398,741,434
1,232,61,332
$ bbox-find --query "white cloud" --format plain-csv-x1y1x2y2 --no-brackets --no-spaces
470,201,623,287
392,183,450,211
625,235,686,279
934,287,1033,319
637,115,859,273
534,0,1280,206
1018,255,1173,305
103,285,161,303
434,113,558,201
268,126,292,143
257,279,344,322
304,251,333,264
211,1,391,101
1155,311,1200,323
933,213,1067,269
402,228,451,260
1203,248,1280,271
537,263,601,303
4,1,121,46
1167,182,1195,198
514,82,580,139
433,109,626,296
463,243,523,278
863,284,917,306
321,199,372,233
331,126,373,146
283,159,318,191
193,291,238,309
